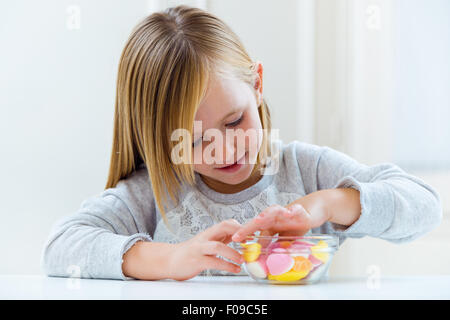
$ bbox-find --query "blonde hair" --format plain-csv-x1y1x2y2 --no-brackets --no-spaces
105,5,272,224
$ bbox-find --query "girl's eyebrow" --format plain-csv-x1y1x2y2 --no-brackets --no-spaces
220,109,241,122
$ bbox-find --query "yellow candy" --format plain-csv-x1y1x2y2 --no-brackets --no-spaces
241,243,261,262
311,240,329,263
268,270,309,282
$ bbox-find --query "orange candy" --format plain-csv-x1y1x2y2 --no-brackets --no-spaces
292,256,313,273
278,241,293,249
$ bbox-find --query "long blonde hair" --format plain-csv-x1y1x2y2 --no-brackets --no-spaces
105,5,272,223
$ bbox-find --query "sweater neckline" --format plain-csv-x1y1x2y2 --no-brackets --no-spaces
194,165,275,204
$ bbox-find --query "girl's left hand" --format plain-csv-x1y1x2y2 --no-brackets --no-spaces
231,203,329,243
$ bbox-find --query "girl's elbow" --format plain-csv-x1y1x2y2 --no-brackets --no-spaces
421,189,443,233
430,194,443,229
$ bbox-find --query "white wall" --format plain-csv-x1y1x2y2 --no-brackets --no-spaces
392,0,450,171
319,0,450,277
0,0,150,274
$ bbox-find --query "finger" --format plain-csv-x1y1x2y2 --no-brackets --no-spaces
202,219,242,242
256,229,275,248
273,204,312,233
202,241,244,265
231,205,289,242
203,256,242,274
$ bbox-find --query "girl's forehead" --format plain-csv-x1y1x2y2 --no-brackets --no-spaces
196,75,252,119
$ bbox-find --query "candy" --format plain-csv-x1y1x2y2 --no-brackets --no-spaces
308,254,323,267
266,253,294,276
268,270,309,282
241,243,262,262
292,256,313,273
278,241,293,249
293,240,315,247
240,237,334,284
272,248,288,253
267,242,281,250
311,240,329,263
245,255,268,279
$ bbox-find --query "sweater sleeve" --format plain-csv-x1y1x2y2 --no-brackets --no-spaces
40,168,158,280
313,146,443,244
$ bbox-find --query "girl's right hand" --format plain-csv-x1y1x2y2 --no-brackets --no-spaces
167,219,244,281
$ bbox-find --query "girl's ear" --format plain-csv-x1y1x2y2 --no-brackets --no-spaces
253,61,263,105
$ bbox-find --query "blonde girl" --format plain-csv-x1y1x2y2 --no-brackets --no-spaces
42,5,442,281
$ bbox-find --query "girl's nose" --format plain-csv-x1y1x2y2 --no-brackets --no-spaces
222,134,246,165
223,138,236,165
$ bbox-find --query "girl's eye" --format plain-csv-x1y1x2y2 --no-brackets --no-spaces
192,114,244,148
226,114,244,127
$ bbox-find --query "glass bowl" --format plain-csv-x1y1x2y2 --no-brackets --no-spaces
231,234,339,285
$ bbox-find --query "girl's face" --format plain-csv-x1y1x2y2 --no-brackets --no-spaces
192,63,264,190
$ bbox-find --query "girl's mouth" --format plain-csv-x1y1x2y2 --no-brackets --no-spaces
215,152,247,173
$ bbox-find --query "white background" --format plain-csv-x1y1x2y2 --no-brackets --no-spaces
0,0,449,277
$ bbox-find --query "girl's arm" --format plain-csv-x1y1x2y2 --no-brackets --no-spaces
312,146,443,243
287,187,362,229
123,220,244,281
42,169,244,281
41,170,157,280
233,142,443,243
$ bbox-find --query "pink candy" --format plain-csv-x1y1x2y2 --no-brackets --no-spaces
308,254,322,267
266,253,295,276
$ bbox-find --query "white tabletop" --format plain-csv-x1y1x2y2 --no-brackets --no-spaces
1,274,449,300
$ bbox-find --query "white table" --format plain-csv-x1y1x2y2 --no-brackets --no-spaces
1,275,449,299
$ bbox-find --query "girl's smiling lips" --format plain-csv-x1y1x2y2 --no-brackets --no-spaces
215,152,247,170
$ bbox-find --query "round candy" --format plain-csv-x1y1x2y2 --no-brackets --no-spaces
266,253,294,276
271,248,288,253
268,270,309,282
311,240,329,263
292,256,313,273
278,241,293,249
293,240,315,247
308,253,322,267
241,243,261,262
267,242,281,251
245,255,268,279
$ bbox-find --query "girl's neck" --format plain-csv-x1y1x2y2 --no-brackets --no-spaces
200,163,264,194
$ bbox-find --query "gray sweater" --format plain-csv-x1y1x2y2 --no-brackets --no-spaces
41,140,443,280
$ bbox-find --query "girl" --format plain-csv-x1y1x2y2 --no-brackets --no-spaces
41,5,442,281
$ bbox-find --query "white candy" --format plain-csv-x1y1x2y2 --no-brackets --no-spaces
245,260,268,279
